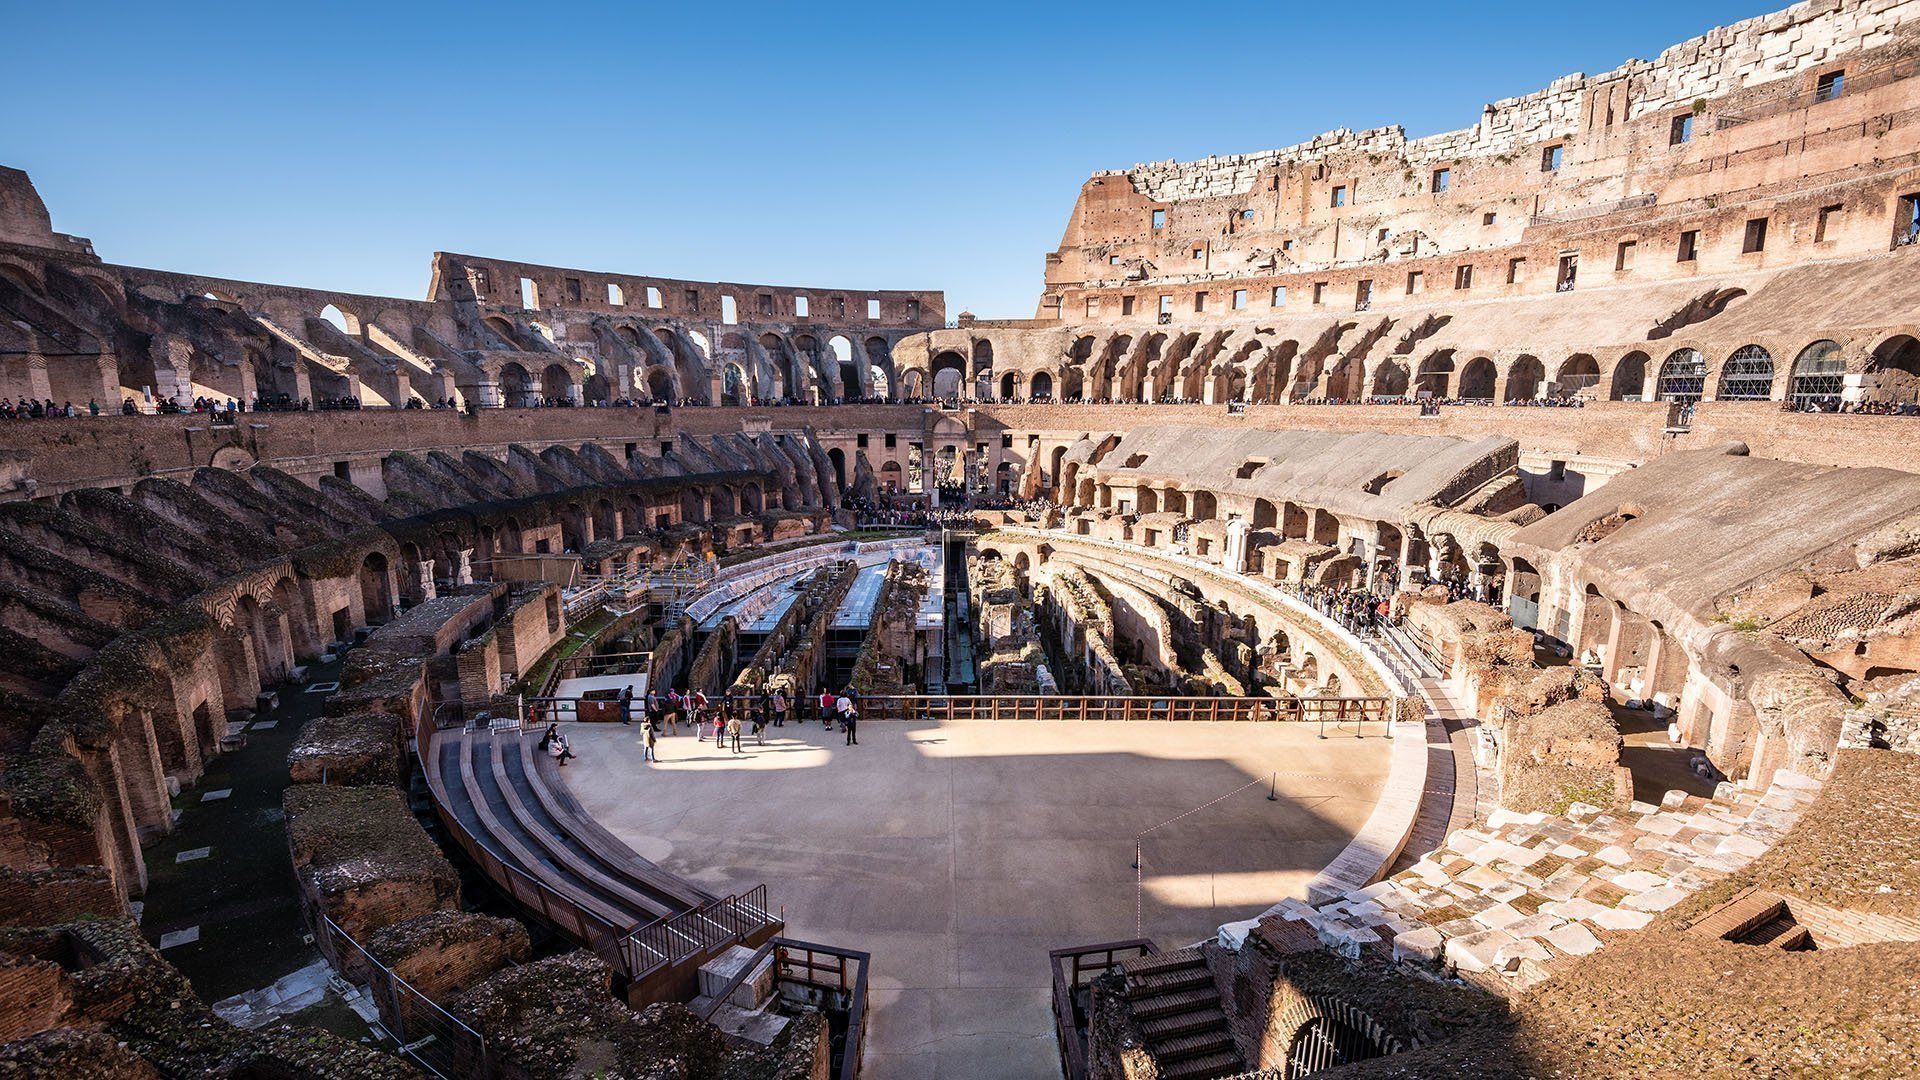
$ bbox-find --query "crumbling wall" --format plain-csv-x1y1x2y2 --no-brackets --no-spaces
849,560,929,694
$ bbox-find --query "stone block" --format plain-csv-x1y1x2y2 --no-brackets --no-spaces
1543,921,1602,956
1392,925,1445,964
1445,928,1519,973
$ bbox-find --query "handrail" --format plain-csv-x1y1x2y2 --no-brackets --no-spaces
1049,939,1157,1080
853,693,1390,724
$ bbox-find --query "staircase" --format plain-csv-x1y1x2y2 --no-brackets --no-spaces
1119,948,1244,1080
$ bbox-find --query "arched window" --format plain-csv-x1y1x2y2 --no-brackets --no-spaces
1611,352,1649,400
1657,348,1706,403
1457,357,1496,399
1789,340,1845,411
1030,371,1054,399
1716,344,1774,400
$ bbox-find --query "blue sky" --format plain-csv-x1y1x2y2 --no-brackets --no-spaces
6,1,1772,317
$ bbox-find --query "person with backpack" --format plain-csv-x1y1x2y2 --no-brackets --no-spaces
818,687,836,730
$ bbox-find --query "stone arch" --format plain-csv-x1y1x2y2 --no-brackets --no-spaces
1030,371,1054,400
1657,347,1707,403
1415,351,1454,396
973,337,995,373
1716,344,1775,400
1505,355,1545,401
1610,351,1650,400
721,362,748,406
1554,353,1601,397
1788,339,1845,410
1191,490,1217,521
999,371,1020,400
1369,359,1409,398
540,362,574,404
931,350,966,400
358,552,393,625
1869,333,1920,402
499,362,532,407
1458,356,1496,399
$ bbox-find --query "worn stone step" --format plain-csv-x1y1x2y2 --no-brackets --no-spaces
1744,915,1813,950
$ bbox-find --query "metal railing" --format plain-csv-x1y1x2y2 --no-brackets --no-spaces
1050,939,1158,1080
855,693,1391,725
618,885,777,984
317,913,489,1080
773,939,871,1080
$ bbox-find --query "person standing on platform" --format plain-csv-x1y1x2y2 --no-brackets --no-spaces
642,719,659,762
842,701,859,746
727,710,744,754
618,684,634,726
818,687,835,728
771,688,788,727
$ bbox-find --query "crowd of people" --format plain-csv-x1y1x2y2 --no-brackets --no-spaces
2,398,100,418
541,684,868,764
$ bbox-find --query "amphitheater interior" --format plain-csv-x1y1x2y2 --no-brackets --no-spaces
7,2,1920,1078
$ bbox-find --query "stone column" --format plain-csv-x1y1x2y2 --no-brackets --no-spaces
456,549,473,586
418,559,437,602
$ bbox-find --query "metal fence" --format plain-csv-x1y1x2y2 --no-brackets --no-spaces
619,885,776,982
317,913,488,1080
855,693,1392,725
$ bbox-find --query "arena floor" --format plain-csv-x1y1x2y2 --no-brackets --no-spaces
561,717,1391,1078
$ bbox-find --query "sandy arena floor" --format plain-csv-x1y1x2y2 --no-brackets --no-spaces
561,717,1390,1079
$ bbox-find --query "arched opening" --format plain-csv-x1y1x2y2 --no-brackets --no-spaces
868,364,890,401
319,303,352,335
721,363,747,406
1286,1012,1390,1074
932,351,966,400
540,362,574,405
1370,360,1408,398
1611,351,1649,400
829,335,857,400
1505,355,1545,401
1415,351,1454,397
827,447,847,489
499,362,532,407
1716,344,1775,400
1049,445,1068,493
1554,354,1601,398
1191,490,1217,521
358,552,392,624
1252,498,1277,530
1789,340,1845,411
973,338,995,373
644,367,672,402
1458,356,1496,399
999,372,1020,400
1870,334,1920,402
1657,348,1707,403
583,371,611,404
1508,556,1543,628
1030,371,1054,400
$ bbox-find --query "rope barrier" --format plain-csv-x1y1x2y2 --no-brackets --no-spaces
1134,773,1276,938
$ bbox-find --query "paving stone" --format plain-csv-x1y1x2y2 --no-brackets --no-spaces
175,847,210,863
1623,886,1688,912
158,926,200,950
1660,789,1691,808
1592,845,1633,866
1612,870,1668,891
1392,926,1445,964
1543,921,1602,956
201,788,233,802
1550,843,1588,859
1473,903,1528,931
1716,833,1770,858
1627,800,1661,815
1538,870,1588,901
1458,864,1508,890
1638,814,1687,837
1494,937,1553,970
250,719,279,730
1483,882,1531,904
1589,906,1654,931
1541,897,1610,923
1446,928,1520,973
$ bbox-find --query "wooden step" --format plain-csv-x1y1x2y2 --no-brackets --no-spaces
1129,987,1217,1021
1119,946,1204,979
1159,1049,1245,1080
1154,1028,1236,1063
1124,965,1213,998
1141,1008,1229,1042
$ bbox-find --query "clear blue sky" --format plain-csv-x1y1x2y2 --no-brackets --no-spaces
7,1,1772,318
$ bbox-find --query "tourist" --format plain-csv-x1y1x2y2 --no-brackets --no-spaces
711,709,726,746
618,684,634,726
771,688,788,727
750,707,767,745
842,701,859,746
538,724,575,766
818,687,835,728
642,720,659,762
835,691,854,729
726,710,744,754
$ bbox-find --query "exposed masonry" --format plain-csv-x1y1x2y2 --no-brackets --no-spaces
1119,0,1920,202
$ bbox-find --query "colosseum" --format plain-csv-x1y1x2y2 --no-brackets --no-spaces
4,1,1920,1077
